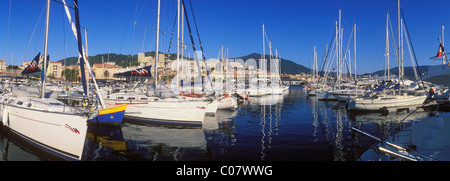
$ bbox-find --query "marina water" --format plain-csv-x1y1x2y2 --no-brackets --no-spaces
0,86,434,161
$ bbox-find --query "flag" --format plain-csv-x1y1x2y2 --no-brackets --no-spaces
21,52,42,75
113,65,152,78
437,43,444,57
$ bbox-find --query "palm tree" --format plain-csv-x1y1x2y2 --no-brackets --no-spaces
103,70,110,79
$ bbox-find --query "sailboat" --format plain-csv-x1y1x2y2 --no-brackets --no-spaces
423,25,450,88
52,0,128,125
315,10,347,101
104,0,208,126
0,0,92,160
356,112,450,161
316,10,369,101
245,24,286,97
347,0,427,112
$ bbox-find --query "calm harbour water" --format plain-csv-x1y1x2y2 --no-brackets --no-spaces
0,86,434,161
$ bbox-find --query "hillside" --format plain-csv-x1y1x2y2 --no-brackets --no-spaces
56,51,433,80
368,65,431,80
56,52,311,75
235,53,310,75
57,52,178,68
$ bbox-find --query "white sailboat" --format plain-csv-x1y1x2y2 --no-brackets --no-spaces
347,1,427,112
316,10,345,101
347,93,427,111
316,89,336,101
331,88,367,102
105,0,208,126
0,0,90,160
330,22,370,101
357,112,450,161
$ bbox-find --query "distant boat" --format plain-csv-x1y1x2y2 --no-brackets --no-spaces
316,89,337,101
422,65,450,88
423,24,450,88
331,89,367,102
348,0,428,112
347,93,427,111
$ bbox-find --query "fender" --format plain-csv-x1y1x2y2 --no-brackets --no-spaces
2,105,8,126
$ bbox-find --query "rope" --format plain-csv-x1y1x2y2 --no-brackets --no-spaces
400,7,426,93
315,28,336,89
181,0,213,92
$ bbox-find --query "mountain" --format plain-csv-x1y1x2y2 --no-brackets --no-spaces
234,53,310,75
367,65,431,80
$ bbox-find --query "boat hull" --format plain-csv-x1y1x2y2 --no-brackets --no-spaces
347,95,427,111
316,91,337,101
332,91,366,102
2,104,88,160
360,112,450,161
88,104,127,125
218,97,238,110
106,100,207,126
423,64,450,88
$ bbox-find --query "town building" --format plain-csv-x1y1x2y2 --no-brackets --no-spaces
0,60,6,73
92,62,124,80
47,61,62,79
137,52,165,67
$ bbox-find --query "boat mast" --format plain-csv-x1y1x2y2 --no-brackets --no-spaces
262,24,265,89
313,45,316,80
401,18,404,82
335,20,338,87
41,0,50,99
338,9,342,88
85,28,89,96
181,2,185,88
72,0,88,96
62,0,106,108
262,24,265,61
155,0,160,90
398,0,402,84
354,23,357,81
443,25,445,65
83,28,106,108
385,13,390,81
334,10,342,88
177,0,180,90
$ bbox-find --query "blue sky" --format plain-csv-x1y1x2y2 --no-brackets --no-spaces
0,0,449,74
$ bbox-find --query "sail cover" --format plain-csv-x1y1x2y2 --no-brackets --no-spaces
374,82,386,92
114,65,152,78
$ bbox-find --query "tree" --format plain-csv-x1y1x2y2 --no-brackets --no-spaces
103,70,109,79
47,73,55,79
62,68,79,82
7,65,18,69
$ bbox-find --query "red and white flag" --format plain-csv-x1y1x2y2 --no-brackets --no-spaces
437,43,445,57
